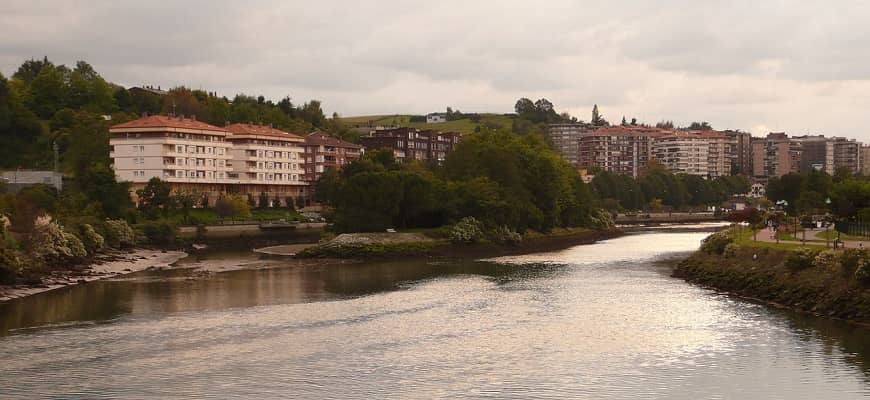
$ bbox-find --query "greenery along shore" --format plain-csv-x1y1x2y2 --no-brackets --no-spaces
675,227,870,324
0,56,760,286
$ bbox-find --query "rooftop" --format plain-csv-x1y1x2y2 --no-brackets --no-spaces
305,131,363,149
110,114,227,133
226,123,303,141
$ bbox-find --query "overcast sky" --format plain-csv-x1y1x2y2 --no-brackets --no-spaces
3,0,870,140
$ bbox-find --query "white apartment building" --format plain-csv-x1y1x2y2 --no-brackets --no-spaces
109,115,233,202
652,133,711,177
226,123,309,199
110,115,317,205
548,123,592,167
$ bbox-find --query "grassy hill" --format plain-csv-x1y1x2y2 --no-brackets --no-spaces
340,114,515,135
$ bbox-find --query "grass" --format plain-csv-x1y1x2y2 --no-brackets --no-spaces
341,114,516,135
815,230,869,241
164,208,304,226
730,227,827,251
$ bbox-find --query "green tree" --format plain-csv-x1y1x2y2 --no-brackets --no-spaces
136,177,173,218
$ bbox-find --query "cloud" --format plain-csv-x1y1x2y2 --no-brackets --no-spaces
2,0,870,141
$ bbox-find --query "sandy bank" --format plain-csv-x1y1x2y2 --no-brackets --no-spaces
0,249,187,302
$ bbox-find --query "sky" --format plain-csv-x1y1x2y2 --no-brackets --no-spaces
3,0,870,140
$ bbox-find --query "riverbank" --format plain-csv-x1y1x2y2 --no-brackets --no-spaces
0,249,187,302
673,241,870,324
294,228,624,259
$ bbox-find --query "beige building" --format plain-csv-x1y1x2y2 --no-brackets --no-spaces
110,115,321,204
862,145,870,176
576,126,662,178
226,123,309,201
109,115,234,202
751,133,801,178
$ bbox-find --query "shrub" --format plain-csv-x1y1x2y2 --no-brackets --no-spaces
785,248,819,272
722,243,740,258
79,224,105,255
588,208,615,230
489,225,522,246
104,219,135,248
31,221,88,266
841,248,869,272
450,217,484,244
138,220,177,246
812,250,840,272
701,231,733,255
0,245,21,283
855,258,870,284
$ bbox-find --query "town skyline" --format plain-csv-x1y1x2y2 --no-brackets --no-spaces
5,1,870,141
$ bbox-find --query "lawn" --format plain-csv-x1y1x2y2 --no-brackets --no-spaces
814,230,869,241
731,227,827,251
341,114,516,135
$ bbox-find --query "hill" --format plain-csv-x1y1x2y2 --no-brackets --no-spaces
340,114,516,135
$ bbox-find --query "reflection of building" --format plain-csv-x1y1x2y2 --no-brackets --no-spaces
302,131,363,182
359,127,461,164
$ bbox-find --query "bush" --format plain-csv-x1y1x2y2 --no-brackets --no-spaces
812,250,840,272
104,219,135,248
79,223,105,255
855,258,870,283
722,243,740,258
31,221,88,266
701,231,733,255
450,217,484,244
842,248,870,277
588,208,615,230
785,248,819,271
489,225,522,246
0,246,21,283
138,220,177,246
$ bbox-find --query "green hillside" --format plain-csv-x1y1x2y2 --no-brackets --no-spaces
341,114,515,135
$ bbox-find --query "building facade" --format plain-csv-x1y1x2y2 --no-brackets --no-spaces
751,133,802,178
548,123,592,167
302,131,363,182
225,123,308,200
576,126,661,178
109,115,234,202
359,127,461,164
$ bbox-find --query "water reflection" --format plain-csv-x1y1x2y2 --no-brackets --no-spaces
0,229,869,399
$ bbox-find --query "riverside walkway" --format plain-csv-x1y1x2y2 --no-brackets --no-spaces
755,227,869,249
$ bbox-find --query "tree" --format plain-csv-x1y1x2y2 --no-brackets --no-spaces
136,177,173,218
514,98,535,115
591,104,608,126
216,194,251,220
172,190,197,224
257,192,269,209
688,121,713,130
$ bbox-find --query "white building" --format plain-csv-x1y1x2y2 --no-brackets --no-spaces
226,123,309,200
109,115,233,203
426,113,447,123
111,114,323,203
651,131,734,178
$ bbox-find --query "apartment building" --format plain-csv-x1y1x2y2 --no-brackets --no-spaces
225,123,308,199
751,133,802,178
302,131,363,182
109,115,233,202
652,132,716,177
359,127,461,164
831,137,862,174
548,123,592,167
576,126,662,178
862,145,870,176
723,130,752,176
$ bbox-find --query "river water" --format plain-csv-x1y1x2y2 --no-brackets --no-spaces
1,227,869,399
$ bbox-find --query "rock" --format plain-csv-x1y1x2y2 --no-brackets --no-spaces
123,268,132,272
76,279,87,284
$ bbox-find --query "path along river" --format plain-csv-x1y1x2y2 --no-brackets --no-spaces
1,226,869,399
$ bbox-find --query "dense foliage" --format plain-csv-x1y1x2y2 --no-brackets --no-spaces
590,163,750,211
766,170,870,219
317,130,603,233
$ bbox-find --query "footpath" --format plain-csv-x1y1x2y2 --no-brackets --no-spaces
754,227,868,249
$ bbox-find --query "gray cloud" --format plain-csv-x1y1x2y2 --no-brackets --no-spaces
2,0,870,140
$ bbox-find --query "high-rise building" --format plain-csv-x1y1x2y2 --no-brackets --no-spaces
548,123,592,167
576,126,662,178
722,130,752,175
862,145,870,176
652,131,733,178
751,132,801,178
225,123,309,201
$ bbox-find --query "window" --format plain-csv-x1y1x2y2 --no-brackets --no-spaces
217,148,225,155
206,147,213,154
176,145,184,153
176,170,184,178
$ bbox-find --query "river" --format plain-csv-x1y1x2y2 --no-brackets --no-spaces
1,227,869,399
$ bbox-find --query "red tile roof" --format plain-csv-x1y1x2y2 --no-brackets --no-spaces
226,123,303,141
110,115,227,132
304,131,363,149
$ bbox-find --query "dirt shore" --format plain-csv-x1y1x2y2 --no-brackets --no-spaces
0,249,188,302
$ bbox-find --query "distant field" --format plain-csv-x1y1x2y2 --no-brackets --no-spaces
340,114,515,135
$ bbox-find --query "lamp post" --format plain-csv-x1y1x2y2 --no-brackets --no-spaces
825,198,831,248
